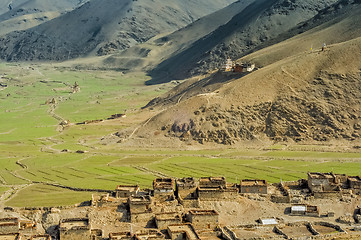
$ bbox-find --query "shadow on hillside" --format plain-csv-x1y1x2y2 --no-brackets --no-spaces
142,71,246,109
145,0,278,85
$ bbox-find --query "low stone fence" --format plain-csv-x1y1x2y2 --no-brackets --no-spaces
34,182,113,193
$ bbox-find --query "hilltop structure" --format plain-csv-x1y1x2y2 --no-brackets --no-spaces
221,58,256,73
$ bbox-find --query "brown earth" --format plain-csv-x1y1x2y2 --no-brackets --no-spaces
114,4,361,147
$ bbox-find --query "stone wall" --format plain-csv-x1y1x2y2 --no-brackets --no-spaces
130,212,154,225
313,191,342,199
128,196,153,214
0,223,19,234
60,227,91,240
155,214,182,230
179,199,200,208
198,188,238,201
177,188,197,200
186,211,219,229
240,185,267,194
176,177,198,201
0,233,21,240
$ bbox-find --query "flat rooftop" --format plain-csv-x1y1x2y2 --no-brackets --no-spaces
116,185,139,191
155,212,181,221
199,177,225,183
176,177,197,187
30,235,51,240
0,218,18,226
291,205,307,212
60,218,89,229
308,172,334,179
134,230,163,239
153,178,174,190
259,218,278,225
348,176,361,181
240,179,267,186
129,196,151,203
198,187,236,192
189,210,219,216
109,232,131,238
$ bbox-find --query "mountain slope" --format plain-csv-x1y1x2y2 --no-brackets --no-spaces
0,0,235,61
0,0,84,36
97,0,256,72
0,0,28,15
124,1,361,146
149,0,339,83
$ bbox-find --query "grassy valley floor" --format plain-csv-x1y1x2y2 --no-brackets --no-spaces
0,62,361,207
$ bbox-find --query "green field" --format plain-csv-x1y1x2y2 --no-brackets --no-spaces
1,62,361,207
6,184,96,207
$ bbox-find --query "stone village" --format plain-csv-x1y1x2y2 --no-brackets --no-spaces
2,172,361,239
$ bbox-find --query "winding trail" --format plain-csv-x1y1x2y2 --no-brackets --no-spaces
0,128,16,135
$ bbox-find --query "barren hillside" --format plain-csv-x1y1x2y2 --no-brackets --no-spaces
0,0,235,61
149,0,340,83
0,0,27,15
97,0,256,72
0,0,85,36
123,2,361,146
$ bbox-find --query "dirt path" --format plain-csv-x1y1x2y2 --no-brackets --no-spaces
0,184,31,209
126,109,164,141
39,137,64,154
132,165,170,178
47,100,68,134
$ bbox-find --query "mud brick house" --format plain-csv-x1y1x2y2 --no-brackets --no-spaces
59,218,91,240
0,218,37,236
92,193,117,207
197,177,238,200
128,196,153,214
239,179,268,194
290,205,320,217
0,218,19,234
30,235,51,240
133,229,164,239
155,212,182,230
115,185,140,198
307,172,347,197
348,176,361,194
199,177,226,189
109,232,132,240
19,220,36,235
176,178,198,200
201,184,239,200
153,178,175,201
0,233,21,240
186,210,219,229
128,195,155,225
111,230,164,240
167,224,200,240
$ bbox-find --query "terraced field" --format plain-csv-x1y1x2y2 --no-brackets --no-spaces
1,62,361,207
